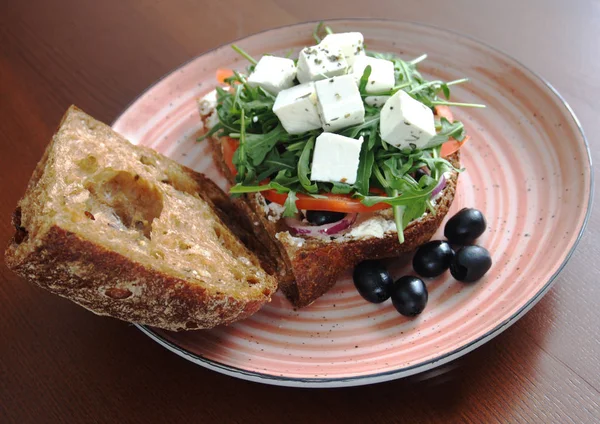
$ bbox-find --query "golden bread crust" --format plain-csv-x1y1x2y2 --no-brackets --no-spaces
5,106,277,330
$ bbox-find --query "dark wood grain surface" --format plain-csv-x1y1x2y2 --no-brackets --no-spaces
1,1,599,422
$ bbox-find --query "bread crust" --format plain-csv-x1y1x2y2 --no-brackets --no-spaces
5,106,277,330
208,134,459,307
7,225,265,331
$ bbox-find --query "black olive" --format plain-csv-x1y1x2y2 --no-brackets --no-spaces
444,208,487,245
353,260,393,303
412,240,455,278
391,276,428,316
450,245,492,283
306,210,346,226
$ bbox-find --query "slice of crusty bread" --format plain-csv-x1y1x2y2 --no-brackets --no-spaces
5,106,277,331
208,133,459,308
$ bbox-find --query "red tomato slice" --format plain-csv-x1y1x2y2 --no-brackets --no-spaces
262,190,390,213
440,135,470,157
216,68,235,84
222,137,239,176
434,105,454,122
434,105,469,157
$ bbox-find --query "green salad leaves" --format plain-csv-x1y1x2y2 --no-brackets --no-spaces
199,25,484,243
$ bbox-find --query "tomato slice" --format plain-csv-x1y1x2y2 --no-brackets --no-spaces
222,137,239,176
434,105,469,157
434,105,454,122
216,68,235,84
262,190,390,213
440,135,470,157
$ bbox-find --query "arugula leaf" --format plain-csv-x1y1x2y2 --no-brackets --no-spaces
298,137,318,193
283,191,298,217
358,65,372,94
428,117,466,147
441,83,450,100
272,169,300,187
245,125,286,166
359,178,438,207
331,182,354,194
231,44,257,65
197,122,223,141
355,144,374,195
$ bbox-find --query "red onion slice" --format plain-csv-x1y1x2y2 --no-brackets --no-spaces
285,213,358,237
430,175,447,198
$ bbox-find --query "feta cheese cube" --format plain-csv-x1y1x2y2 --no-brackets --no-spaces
315,75,365,132
310,133,364,184
352,56,395,94
296,45,348,83
272,83,322,134
198,89,218,116
247,56,296,94
320,32,366,66
380,90,437,150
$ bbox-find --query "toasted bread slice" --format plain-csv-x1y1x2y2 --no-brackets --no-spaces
5,106,277,331
207,133,459,307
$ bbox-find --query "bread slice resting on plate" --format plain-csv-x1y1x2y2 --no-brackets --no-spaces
5,106,277,331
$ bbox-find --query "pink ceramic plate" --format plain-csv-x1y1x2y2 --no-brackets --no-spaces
112,20,592,387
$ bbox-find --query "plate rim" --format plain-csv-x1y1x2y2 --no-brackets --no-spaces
113,18,594,388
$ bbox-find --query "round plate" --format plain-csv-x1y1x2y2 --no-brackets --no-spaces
112,20,593,387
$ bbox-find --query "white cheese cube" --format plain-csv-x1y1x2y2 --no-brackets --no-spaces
272,83,322,134
352,56,395,94
320,32,366,66
310,133,364,184
315,75,365,132
380,90,437,149
296,45,348,83
198,89,218,116
365,96,390,108
247,56,296,94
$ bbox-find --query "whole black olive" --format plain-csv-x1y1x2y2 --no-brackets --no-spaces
353,260,393,303
391,276,428,316
444,208,487,245
306,210,346,226
450,245,492,283
412,240,455,278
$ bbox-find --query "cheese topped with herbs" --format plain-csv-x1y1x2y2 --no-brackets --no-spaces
203,25,484,243
297,45,348,83
320,32,366,66
315,75,365,132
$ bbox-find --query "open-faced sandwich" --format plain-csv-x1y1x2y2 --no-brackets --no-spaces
5,25,483,330
199,26,483,307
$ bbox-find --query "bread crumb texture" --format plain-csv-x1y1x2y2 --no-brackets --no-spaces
5,106,277,330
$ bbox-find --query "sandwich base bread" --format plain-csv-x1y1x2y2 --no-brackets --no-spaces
207,132,459,307
5,106,277,331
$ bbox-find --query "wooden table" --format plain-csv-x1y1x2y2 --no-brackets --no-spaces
1,1,598,422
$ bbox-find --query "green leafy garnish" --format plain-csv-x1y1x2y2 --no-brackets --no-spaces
200,24,484,243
